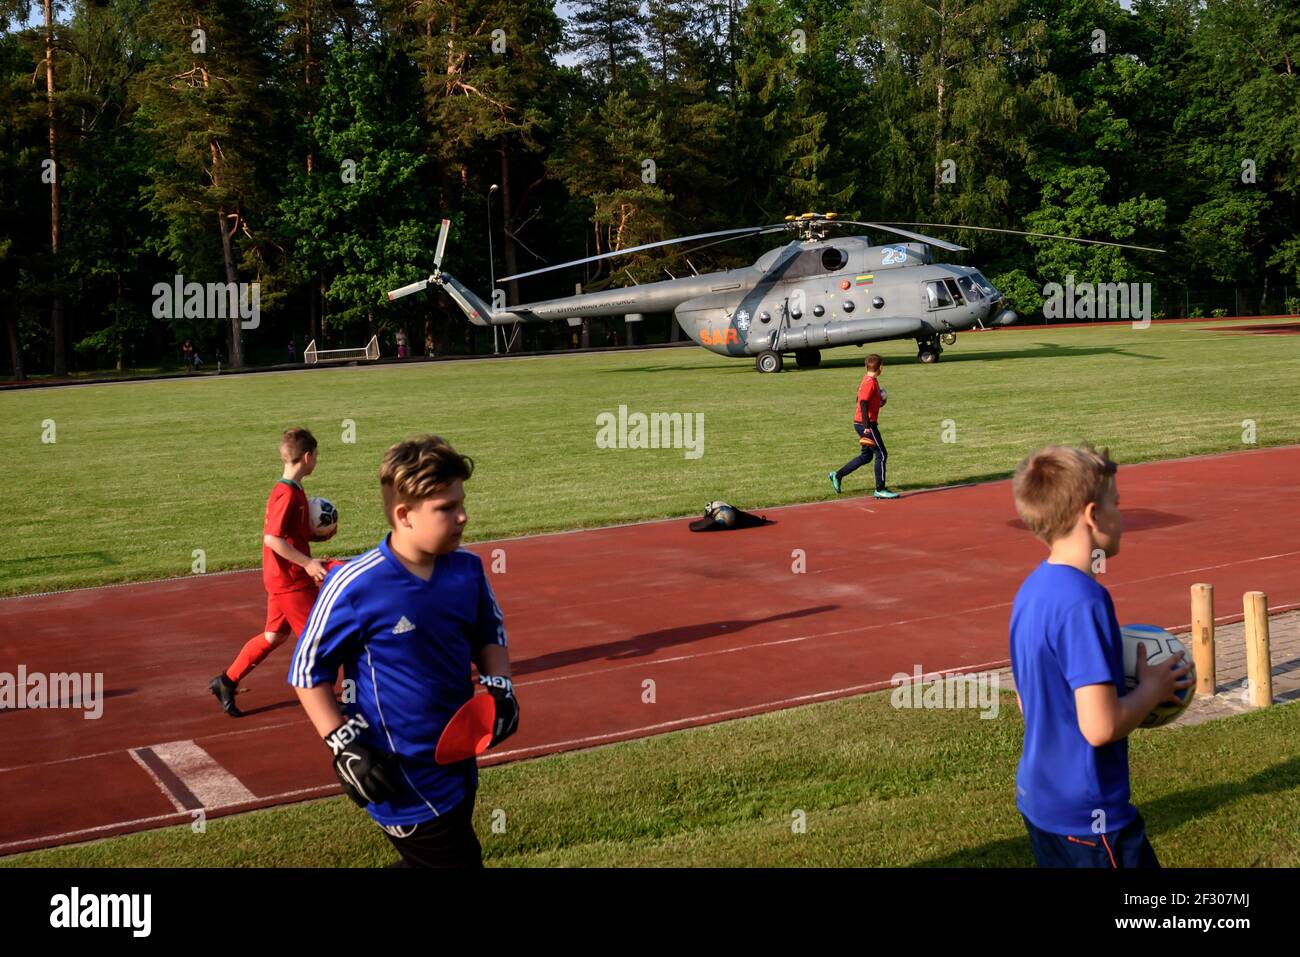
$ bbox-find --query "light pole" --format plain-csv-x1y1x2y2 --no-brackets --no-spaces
487,184,499,354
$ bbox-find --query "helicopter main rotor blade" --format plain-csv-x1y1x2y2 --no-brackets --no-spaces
433,218,451,272
878,223,1166,254
387,277,432,301
497,225,785,283
830,221,968,252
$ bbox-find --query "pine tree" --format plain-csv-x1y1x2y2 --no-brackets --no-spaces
132,0,283,368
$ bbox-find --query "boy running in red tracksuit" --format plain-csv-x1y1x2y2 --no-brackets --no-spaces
209,427,341,717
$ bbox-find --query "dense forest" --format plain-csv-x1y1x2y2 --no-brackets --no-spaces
1,0,1297,376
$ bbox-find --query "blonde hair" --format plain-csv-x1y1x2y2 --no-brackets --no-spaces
379,435,473,525
279,428,317,464
1012,445,1117,544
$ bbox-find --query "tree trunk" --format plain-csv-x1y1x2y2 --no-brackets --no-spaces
217,207,245,368
115,275,125,371
499,141,524,353
45,0,66,376
7,306,25,382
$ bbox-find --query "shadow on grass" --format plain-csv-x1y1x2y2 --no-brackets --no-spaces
913,754,1300,867
820,341,1164,369
512,604,839,677
0,552,118,574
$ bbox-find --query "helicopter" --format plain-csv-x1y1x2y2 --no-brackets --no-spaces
387,212,1163,372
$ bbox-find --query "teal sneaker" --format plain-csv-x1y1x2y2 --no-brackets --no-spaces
873,488,900,499
828,471,842,494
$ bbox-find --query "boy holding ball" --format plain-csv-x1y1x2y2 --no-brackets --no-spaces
1009,445,1191,867
209,427,340,717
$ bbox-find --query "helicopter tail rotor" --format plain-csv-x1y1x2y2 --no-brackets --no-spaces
386,218,452,301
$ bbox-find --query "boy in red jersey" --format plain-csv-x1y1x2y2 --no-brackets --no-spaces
828,353,899,499
209,428,339,717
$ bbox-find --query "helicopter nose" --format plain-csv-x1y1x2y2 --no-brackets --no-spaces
990,307,1018,326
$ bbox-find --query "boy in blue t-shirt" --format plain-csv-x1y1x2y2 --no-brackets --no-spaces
289,435,518,868
1009,445,1191,867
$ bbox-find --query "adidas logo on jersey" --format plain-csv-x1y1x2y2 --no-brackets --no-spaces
392,616,416,634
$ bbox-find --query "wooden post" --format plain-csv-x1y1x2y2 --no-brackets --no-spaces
1190,583,1215,696
1242,591,1273,707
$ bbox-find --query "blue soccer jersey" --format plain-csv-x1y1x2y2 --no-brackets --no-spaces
1009,561,1135,836
288,534,507,827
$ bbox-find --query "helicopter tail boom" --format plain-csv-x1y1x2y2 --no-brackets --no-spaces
437,273,519,326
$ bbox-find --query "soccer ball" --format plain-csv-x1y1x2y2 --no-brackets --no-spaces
1121,624,1196,728
308,496,338,538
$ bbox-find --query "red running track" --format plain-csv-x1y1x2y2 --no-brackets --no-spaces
2,446,1299,855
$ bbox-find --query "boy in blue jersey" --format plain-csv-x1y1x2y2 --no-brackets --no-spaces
289,435,518,868
1009,445,1191,868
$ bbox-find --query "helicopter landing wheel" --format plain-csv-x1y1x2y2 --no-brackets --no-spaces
756,351,784,373
794,349,821,369
917,345,940,364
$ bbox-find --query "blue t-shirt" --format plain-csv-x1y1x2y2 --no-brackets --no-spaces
1009,561,1135,836
288,535,507,827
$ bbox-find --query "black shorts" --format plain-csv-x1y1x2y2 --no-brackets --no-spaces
1022,811,1160,868
380,791,483,869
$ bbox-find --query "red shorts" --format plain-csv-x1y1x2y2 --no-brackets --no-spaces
264,560,347,635
265,586,317,636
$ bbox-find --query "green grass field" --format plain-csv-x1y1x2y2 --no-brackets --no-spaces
7,689,1298,867
2,320,1297,597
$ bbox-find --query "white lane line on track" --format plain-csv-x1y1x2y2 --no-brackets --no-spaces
138,740,257,809
127,749,188,813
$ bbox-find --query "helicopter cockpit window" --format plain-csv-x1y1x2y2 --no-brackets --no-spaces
924,280,954,310
957,276,983,301
944,278,965,305
821,247,848,272
969,271,998,299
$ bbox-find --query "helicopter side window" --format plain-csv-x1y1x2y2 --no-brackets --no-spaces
944,278,965,305
924,281,954,310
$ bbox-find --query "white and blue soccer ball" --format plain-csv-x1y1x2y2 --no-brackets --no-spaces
308,496,339,537
1121,624,1196,728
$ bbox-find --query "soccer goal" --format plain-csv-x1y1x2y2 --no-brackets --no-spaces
303,334,380,365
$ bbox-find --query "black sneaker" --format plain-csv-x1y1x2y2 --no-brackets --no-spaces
209,674,244,717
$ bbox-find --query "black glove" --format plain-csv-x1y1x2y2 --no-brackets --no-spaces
324,715,399,807
478,674,519,748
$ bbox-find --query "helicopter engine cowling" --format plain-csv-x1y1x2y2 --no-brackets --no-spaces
771,316,926,352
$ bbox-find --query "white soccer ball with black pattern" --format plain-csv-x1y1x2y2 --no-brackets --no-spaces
1121,624,1196,728
308,496,338,538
